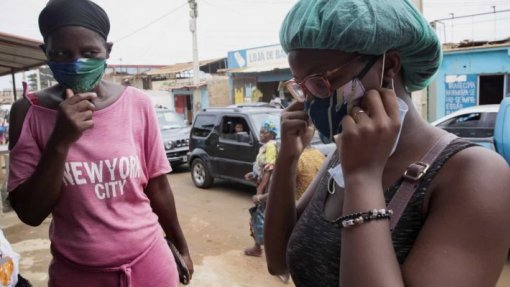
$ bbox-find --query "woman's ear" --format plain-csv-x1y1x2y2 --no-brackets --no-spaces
106,42,113,59
383,50,401,81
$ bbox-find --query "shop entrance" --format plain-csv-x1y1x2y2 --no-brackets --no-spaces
479,75,505,105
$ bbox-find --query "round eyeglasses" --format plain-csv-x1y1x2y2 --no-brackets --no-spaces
285,55,378,101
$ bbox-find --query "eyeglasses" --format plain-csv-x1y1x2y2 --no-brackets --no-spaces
285,55,378,101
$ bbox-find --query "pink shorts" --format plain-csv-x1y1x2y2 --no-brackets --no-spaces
48,236,179,287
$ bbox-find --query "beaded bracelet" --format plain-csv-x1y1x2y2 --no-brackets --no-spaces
340,209,393,228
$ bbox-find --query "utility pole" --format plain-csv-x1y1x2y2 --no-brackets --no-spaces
492,6,497,40
449,13,455,43
36,68,41,91
189,0,200,117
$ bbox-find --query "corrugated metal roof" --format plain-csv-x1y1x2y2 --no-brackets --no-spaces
0,32,46,77
224,62,290,74
443,38,510,53
146,57,225,75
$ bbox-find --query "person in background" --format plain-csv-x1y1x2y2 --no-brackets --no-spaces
295,143,325,201
234,122,245,134
264,1,510,287
244,119,278,257
0,117,7,145
7,1,193,286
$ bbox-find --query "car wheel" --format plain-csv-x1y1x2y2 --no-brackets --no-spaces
191,158,213,188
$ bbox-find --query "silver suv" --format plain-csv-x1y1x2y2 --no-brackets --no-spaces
156,109,191,168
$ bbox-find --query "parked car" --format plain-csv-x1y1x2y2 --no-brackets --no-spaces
156,108,191,168
188,105,282,188
431,104,499,149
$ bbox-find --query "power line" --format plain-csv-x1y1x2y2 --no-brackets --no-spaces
114,3,187,43
431,9,510,22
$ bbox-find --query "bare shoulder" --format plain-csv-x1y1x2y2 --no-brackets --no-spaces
8,98,32,150
430,145,510,209
402,145,510,286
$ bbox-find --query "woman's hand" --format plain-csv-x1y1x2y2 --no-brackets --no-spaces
279,100,315,160
244,172,254,181
52,89,96,146
338,89,400,179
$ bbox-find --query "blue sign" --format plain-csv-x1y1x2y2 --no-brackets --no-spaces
445,74,478,115
227,50,248,69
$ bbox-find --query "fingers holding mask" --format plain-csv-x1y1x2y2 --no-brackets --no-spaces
280,100,314,157
281,100,310,135
361,89,399,124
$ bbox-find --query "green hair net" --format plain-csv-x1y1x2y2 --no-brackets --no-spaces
280,0,442,92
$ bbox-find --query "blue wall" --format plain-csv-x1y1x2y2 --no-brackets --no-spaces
434,46,510,119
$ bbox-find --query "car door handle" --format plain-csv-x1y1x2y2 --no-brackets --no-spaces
216,144,224,151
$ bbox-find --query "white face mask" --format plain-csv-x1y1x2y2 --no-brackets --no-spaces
391,97,408,156
380,52,408,157
328,52,408,189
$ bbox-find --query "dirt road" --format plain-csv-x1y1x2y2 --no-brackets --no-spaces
1,166,510,286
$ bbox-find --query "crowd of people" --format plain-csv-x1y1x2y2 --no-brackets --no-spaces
4,0,510,287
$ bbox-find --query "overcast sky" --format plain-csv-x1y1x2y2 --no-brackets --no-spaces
1,0,509,89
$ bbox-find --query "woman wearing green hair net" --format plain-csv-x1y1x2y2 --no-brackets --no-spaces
264,1,510,286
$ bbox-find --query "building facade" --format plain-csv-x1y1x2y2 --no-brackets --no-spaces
227,44,292,105
429,41,510,121
148,58,228,123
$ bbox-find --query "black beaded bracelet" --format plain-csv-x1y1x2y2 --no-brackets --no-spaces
340,209,393,228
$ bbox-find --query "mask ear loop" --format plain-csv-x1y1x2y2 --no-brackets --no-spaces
380,52,386,88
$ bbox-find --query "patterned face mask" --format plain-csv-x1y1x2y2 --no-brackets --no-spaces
48,58,106,93
304,78,366,143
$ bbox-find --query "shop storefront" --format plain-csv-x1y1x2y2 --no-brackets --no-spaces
226,44,292,105
429,42,510,121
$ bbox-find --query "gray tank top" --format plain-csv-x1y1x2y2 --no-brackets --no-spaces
287,139,476,287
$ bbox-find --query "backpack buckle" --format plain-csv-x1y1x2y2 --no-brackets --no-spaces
403,162,430,181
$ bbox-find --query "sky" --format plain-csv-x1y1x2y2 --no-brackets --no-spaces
1,0,510,89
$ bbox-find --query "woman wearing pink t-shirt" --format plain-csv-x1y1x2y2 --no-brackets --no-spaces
7,0,193,286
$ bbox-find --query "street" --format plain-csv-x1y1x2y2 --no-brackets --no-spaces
1,165,510,287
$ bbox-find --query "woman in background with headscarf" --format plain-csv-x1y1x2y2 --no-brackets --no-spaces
264,1,510,286
7,0,192,286
244,119,278,257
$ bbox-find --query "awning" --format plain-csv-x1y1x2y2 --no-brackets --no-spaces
0,32,46,77
224,62,290,74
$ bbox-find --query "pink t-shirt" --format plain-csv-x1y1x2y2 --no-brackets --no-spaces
8,87,172,266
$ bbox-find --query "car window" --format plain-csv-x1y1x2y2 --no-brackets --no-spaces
192,114,216,137
437,113,482,128
438,112,497,138
251,112,282,139
219,116,252,143
482,112,498,128
157,110,186,130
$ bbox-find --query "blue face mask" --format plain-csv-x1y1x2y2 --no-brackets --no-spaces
305,78,366,143
304,56,379,143
48,58,106,93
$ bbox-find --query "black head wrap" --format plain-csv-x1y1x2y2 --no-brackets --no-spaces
39,0,110,42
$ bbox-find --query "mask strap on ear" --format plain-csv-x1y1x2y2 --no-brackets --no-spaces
380,52,386,88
